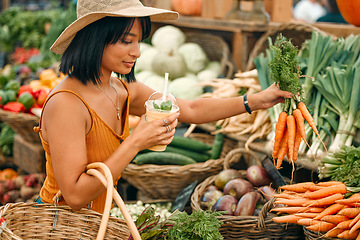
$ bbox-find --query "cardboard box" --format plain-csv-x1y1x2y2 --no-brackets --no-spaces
264,0,293,22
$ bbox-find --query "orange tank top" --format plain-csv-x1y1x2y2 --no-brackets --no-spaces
34,79,130,214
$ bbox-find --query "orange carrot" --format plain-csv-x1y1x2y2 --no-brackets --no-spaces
295,212,319,218
302,184,324,192
286,114,296,162
292,127,302,162
304,183,348,199
292,108,307,144
297,101,319,138
350,212,360,228
325,228,345,238
276,129,288,169
272,215,302,224
338,229,360,239
321,215,350,225
272,111,288,161
314,203,346,220
317,181,344,187
336,219,354,230
297,218,321,226
306,222,336,232
339,208,360,218
271,206,324,214
274,193,301,199
350,214,360,234
279,182,316,193
275,197,309,206
303,193,344,207
337,196,360,205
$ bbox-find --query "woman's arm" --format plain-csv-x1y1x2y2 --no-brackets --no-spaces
177,83,293,124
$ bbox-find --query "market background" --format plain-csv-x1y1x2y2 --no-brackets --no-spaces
0,0,360,239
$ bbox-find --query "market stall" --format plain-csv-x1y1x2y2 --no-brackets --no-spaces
0,0,360,239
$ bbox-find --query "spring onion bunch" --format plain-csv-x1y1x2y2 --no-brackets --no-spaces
318,145,360,192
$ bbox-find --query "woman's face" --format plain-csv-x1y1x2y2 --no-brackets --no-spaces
101,19,142,76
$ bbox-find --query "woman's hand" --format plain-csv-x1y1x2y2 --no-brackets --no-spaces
129,112,180,151
248,83,294,111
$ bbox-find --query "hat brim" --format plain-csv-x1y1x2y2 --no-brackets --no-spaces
50,6,178,54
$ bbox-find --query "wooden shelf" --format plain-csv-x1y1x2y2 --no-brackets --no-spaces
153,16,360,72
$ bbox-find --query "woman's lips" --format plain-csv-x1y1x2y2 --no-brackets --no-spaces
123,61,135,68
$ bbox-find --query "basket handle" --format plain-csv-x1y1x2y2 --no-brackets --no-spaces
85,162,141,240
53,163,141,240
223,147,261,170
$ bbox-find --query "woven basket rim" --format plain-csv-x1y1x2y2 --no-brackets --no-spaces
185,31,236,78
0,201,130,239
190,148,302,238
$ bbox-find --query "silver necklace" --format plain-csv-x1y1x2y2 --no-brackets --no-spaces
96,81,121,120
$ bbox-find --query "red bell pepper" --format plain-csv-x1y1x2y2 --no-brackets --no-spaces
3,102,25,113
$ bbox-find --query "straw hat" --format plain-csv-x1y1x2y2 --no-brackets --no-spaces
51,0,179,54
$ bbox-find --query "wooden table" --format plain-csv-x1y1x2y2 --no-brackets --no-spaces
152,16,360,72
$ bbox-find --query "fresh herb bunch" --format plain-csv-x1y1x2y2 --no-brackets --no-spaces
153,100,172,111
165,210,223,240
268,34,303,96
129,206,174,240
320,145,360,192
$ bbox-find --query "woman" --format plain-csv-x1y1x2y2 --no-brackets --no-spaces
35,0,293,214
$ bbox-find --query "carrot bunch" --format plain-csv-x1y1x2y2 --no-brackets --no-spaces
272,100,321,169
271,181,360,239
267,34,325,170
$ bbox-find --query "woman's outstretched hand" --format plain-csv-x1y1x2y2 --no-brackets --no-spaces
249,83,294,111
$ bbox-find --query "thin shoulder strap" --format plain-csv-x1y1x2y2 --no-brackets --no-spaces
37,89,91,128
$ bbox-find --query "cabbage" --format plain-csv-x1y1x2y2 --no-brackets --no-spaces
169,77,203,100
151,25,186,54
135,70,156,83
197,69,218,82
178,42,208,74
135,47,159,73
142,74,165,92
205,61,222,75
152,50,187,80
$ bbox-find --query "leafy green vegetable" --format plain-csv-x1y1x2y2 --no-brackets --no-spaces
319,145,360,191
268,34,302,96
153,100,172,111
165,210,223,240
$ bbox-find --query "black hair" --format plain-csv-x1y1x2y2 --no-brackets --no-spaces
59,16,151,85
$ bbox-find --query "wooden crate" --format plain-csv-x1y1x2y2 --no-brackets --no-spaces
264,0,293,22
13,134,45,174
201,0,233,19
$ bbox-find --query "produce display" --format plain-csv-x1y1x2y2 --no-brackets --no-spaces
255,32,360,160
199,166,275,217
271,181,360,239
135,25,222,100
0,171,44,205
133,134,223,165
200,69,272,150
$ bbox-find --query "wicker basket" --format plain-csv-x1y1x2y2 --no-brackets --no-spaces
191,148,304,240
185,32,236,79
0,109,40,143
245,22,333,71
0,162,140,240
121,133,238,200
303,227,340,240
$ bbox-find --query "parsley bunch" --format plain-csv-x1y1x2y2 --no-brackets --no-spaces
268,34,303,96
165,210,223,240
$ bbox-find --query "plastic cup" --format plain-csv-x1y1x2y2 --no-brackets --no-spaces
145,92,179,151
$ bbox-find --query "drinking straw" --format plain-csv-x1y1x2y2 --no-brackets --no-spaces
162,72,169,102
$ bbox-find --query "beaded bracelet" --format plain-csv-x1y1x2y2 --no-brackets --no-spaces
243,94,252,114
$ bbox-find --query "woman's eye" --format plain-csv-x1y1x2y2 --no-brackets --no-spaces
122,40,132,44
